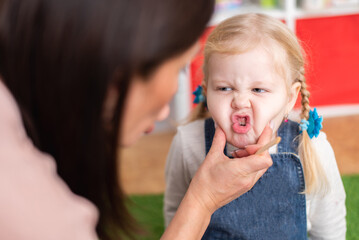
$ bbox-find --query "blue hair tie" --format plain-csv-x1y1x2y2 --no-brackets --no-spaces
300,107,323,139
192,85,206,104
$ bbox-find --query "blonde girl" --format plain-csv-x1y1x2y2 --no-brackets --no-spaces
165,13,346,239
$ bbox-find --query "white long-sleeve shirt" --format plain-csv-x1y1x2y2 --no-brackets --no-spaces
0,80,99,239
164,119,346,239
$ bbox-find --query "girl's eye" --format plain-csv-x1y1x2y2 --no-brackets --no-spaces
252,88,266,93
218,87,232,91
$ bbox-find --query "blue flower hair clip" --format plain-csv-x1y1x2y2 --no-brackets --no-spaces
300,107,323,139
192,85,206,104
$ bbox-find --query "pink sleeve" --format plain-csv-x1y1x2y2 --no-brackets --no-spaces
0,80,99,239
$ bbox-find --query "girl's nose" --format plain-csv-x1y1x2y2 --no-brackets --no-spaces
157,104,170,121
231,93,250,109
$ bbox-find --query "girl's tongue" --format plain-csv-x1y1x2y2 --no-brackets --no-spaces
232,115,251,134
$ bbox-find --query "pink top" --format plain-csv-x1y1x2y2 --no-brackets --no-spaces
0,80,99,239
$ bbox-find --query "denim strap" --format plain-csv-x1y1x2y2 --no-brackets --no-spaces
204,118,229,157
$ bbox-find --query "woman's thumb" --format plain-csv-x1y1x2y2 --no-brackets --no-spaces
208,127,227,155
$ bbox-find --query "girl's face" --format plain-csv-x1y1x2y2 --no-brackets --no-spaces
206,46,300,148
120,43,200,147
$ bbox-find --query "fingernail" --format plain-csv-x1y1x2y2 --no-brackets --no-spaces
214,122,218,128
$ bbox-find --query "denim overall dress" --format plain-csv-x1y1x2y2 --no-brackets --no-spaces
202,118,307,240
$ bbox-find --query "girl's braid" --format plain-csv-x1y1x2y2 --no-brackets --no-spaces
298,67,310,120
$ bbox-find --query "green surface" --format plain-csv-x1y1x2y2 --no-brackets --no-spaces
342,175,359,240
129,194,165,240
129,175,359,240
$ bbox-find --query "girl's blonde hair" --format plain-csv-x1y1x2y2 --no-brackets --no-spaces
191,13,328,195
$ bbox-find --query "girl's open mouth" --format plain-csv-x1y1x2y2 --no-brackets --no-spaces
232,115,251,134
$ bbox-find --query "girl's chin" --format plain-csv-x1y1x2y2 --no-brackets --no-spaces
229,135,256,149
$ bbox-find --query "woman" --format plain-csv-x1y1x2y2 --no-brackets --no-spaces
0,0,272,239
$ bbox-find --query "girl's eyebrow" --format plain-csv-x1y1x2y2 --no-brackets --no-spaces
209,78,229,84
250,80,275,86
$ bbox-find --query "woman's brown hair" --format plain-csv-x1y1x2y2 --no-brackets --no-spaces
0,0,214,239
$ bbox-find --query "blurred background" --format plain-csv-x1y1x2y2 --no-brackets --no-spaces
121,0,359,239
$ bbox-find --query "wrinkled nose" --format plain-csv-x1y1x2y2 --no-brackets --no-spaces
231,93,250,109
157,104,170,121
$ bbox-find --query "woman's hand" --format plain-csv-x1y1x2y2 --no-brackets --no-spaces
162,124,273,240
189,124,273,214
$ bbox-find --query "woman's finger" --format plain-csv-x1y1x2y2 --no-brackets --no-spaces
207,127,227,156
243,124,274,155
233,123,274,157
243,145,259,155
232,153,272,176
231,149,249,158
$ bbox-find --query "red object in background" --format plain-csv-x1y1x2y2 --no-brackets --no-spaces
190,14,359,108
190,27,214,105
296,14,359,107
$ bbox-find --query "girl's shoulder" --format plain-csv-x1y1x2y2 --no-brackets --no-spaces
176,119,206,139
311,131,332,156
172,119,206,158
311,131,342,183
168,119,206,171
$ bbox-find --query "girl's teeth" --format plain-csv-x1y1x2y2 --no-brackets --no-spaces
239,117,246,126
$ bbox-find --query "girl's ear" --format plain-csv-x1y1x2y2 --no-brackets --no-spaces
287,82,301,112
